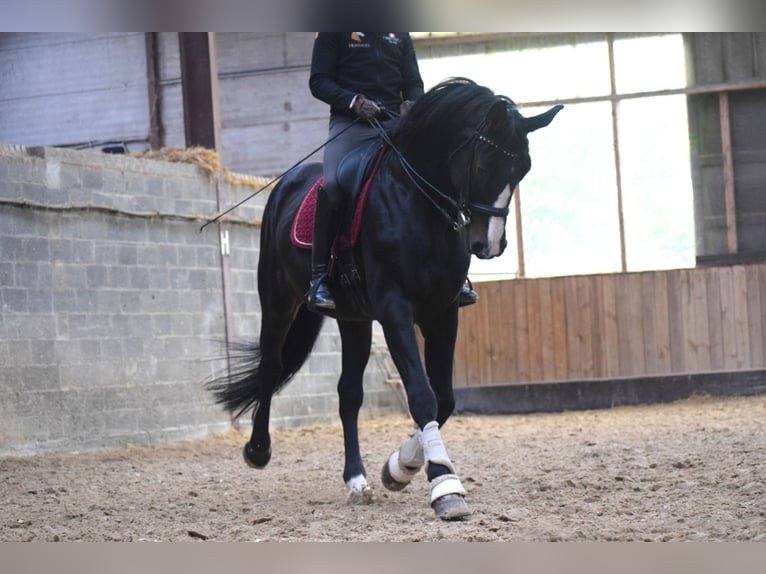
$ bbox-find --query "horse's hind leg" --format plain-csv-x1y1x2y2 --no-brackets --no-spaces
242,314,289,468
245,300,324,469
245,382,274,468
337,320,373,503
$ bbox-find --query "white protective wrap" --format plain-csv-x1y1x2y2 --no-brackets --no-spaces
386,450,420,484
398,428,424,468
420,421,457,474
429,473,467,503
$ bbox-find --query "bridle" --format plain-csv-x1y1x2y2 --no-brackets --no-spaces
370,108,521,231
452,123,520,223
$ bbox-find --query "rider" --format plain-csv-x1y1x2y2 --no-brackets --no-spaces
307,32,478,312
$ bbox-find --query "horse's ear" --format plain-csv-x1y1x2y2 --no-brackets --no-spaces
521,105,564,133
485,100,510,132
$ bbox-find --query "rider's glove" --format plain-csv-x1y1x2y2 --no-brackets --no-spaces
352,95,381,121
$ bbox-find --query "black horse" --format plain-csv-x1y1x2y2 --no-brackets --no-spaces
207,78,562,520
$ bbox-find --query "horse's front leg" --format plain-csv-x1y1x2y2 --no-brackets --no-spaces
338,320,374,503
418,307,470,518
378,303,470,520
421,306,459,427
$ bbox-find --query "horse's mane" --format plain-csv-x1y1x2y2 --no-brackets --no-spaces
392,77,515,155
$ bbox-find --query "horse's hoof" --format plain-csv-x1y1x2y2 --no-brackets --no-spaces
432,494,471,521
243,442,271,468
347,485,375,505
346,475,374,504
381,459,410,491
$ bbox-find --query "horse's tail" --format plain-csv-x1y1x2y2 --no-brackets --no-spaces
206,305,325,418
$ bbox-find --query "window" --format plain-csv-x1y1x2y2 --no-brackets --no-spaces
418,33,696,280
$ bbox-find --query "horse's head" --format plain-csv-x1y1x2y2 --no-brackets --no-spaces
458,98,563,260
393,78,562,259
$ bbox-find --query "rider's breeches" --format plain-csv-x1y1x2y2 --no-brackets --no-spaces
322,115,380,204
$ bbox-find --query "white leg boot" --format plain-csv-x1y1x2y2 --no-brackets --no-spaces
421,421,470,520
381,427,424,491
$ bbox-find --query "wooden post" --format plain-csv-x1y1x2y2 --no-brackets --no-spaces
719,91,738,254
514,184,525,278
178,32,222,151
178,33,235,388
144,33,161,150
607,33,627,272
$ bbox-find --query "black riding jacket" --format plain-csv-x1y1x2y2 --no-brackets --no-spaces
309,32,424,118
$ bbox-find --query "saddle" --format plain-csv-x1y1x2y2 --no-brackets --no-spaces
291,141,385,250
291,141,385,317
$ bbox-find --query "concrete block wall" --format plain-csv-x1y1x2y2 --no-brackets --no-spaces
0,144,401,456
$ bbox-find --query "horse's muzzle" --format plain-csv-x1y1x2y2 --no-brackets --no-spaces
471,236,507,259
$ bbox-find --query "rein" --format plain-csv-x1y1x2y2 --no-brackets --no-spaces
370,113,515,231
201,101,517,233
370,117,466,230
200,118,362,232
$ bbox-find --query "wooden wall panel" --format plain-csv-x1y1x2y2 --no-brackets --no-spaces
453,263,766,387
514,281,531,382
760,266,766,365
526,279,544,381
538,279,557,381
653,271,672,374
551,278,569,380
600,274,620,378
719,266,737,370
483,281,502,385
747,266,765,367
733,266,752,369
690,269,712,371
705,267,725,370
0,33,149,149
640,273,657,374
497,280,518,384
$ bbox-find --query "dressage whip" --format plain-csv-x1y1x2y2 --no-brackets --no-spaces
199,118,362,232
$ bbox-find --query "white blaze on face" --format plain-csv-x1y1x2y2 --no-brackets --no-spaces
487,184,511,257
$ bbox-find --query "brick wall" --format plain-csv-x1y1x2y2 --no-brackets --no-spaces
0,144,401,456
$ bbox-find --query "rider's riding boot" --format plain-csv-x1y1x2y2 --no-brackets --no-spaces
458,279,478,307
307,185,336,312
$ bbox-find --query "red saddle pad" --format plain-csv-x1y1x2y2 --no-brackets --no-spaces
290,147,385,250
290,177,322,249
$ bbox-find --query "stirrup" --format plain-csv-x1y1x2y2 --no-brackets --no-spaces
458,279,478,307
307,275,336,311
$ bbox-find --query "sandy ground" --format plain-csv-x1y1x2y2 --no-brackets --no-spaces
2,394,765,542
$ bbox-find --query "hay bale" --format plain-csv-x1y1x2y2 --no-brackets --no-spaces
134,147,276,192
